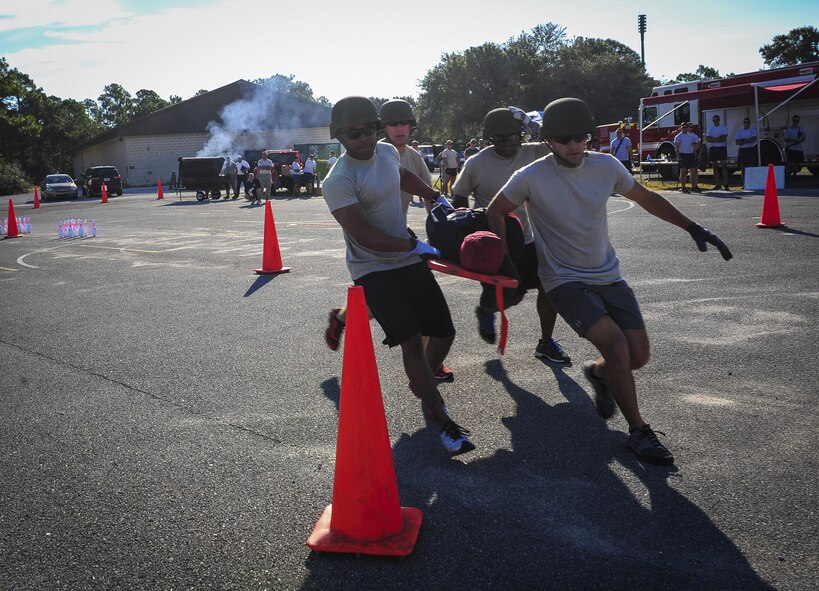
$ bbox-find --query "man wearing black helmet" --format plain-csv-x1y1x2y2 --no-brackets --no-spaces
486,97,733,466
452,107,570,364
322,96,474,457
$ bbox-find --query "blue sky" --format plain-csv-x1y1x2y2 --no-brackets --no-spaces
1,0,817,106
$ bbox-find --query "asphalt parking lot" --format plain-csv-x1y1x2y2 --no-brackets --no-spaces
1,186,817,590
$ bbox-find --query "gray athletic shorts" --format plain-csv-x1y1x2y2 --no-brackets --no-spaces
546,280,645,337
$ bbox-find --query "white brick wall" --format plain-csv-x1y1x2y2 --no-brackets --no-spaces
73,127,333,187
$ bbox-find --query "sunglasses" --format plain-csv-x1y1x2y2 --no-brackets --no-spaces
385,120,413,127
341,124,377,140
551,133,591,145
490,132,521,143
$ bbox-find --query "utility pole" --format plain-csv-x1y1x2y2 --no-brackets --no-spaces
638,14,647,67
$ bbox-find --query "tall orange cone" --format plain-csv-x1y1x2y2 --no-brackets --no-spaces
100,182,109,204
307,286,423,556
33,186,41,209
254,200,291,274
5,199,20,238
757,164,785,228
157,178,164,200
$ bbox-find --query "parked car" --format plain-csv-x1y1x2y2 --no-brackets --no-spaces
40,174,78,201
82,166,123,197
416,144,440,172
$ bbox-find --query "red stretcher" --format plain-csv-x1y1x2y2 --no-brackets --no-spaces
427,259,519,354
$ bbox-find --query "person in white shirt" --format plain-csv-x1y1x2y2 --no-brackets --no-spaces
783,114,806,179
438,140,460,196
291,157,303,196
255,151,275,201
673,122,702,193
611,129,633,172
706,114,730,190
327,150,338,168
734,118,758,185
303,155,317,195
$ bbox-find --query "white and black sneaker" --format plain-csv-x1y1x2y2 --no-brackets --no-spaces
439,421,475,457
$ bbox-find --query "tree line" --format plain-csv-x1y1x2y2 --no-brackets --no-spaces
1,24,816,194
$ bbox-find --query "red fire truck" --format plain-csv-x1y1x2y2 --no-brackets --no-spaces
598,61,819,179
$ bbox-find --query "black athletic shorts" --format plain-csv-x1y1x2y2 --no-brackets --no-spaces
355,261,455,347
679,153,697,169
709,146,727,162
546,280,645,338
445,168,458,177
737,147,757,167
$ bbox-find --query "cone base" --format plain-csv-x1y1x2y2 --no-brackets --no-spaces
756,222,785,228
307,504,423,556
254,266,291,275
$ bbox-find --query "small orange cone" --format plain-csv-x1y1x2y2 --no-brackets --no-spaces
157,178,164,200
33,186,41,209
101,183,109,204
757,164,785,228
307,286,423,556
5,199,20,238
254,200,291,274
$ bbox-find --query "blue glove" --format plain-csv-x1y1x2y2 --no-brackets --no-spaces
686,223,733,261
409,237,441,259
434,195,453,211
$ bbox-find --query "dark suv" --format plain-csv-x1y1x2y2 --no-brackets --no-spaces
82,166,123,197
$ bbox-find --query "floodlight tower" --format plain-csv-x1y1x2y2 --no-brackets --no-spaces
638,14,647,67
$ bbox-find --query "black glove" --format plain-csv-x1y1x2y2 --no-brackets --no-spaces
686,223,733,261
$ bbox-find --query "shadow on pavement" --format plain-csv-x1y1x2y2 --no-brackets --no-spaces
302,359,772,590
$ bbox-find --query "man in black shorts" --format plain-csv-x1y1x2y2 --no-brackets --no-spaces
487,98,733,465
735,117,758,186
322,96,474,457
706,114,730,190
674,122,702,193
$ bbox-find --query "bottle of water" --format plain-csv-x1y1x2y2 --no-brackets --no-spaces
91,219,97,237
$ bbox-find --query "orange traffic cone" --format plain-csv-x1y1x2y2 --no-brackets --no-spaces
33,186,41,209
101,183,109,204
307,286,423,556
157,178,164,200
254,200,291,274
757,164,785,228
5,199,20,238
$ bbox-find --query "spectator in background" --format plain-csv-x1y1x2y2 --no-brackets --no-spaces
464,138,480,160
611,129,633,172
303,154,317,196
327,150,338,168
245,172,261,205
706,114,730,190
256,151,275,201
735,117,758,186
783,115,806,179
235,155,250,197
478,138,486,150
438,140,460,196
673,122,701,193
411,140,421,153
169,171,177,190
291,157,303,196
224,156,239,199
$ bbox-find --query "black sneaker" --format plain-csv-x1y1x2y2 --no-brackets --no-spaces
475,306,496,344
534,338,571,363
691,186,703,193
582,361,616,419
626,424,674,465
439,421,475,457
713,184,722,191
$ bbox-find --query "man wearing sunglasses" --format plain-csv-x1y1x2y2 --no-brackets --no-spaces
322,96,475,457
783,115,806,179
451,107,570,364
486,97,733,466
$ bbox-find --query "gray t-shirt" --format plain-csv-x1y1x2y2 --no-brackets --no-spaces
322,142,419,280
379,139,431,213
453,142,550,244
501,151,636,292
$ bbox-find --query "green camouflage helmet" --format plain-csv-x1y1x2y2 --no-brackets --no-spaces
539,97,595,140
330,96,380,139
483,108,522,139
379,99,417,126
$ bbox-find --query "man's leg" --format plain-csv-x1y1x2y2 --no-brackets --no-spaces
679,166,687,190
401,334,449,425
582,316,650,429
691,166,699,190
537,286,557,340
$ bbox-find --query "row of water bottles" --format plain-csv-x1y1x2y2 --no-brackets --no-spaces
4,217,32,234
59,218,96,238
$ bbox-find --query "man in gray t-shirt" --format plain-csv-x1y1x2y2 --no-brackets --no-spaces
452,107,569,364
488,98,733,466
